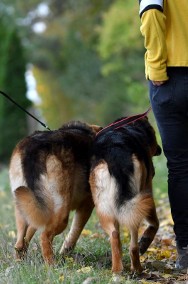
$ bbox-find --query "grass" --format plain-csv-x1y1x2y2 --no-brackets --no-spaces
153,154,168,200
0,154,168,284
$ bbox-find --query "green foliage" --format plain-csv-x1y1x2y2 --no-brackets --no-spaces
97,0,142,60
97,0,143,81
93,0,149,122
0,1,149,130
33,67,75,129
29,0,148,127
0,21,31,163
0,19,11,86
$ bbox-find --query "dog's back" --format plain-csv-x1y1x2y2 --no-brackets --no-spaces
91,118,159,222
90,117,161,273
10,121,101,264
10,121,96,227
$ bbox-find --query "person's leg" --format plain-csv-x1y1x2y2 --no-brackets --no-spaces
149,67,188,270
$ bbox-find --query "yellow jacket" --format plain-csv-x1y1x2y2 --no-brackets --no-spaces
139,0,188,81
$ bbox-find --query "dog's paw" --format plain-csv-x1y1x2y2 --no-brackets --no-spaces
139,236,152,255
14,246,28,260
130,264,143,275
59,245,74,256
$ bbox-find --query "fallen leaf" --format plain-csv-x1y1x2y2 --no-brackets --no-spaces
162,273,173,279
161,238,172,246
159,249,171,259
8,231,16,238
77,266,92,273
59,275,64,282
64,257,74,264
81,229,92,236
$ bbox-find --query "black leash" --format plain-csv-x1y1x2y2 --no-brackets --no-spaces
0,90,51,131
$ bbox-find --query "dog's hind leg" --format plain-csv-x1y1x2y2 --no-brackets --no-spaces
16,226,37,260
139,206,159,255
98,214,123,273
14,206,28,260
59,196,94,255
40,230,55,264
25,226,37,246
41,209,70,264
129,227,142,273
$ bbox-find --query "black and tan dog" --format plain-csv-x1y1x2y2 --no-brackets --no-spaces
9,121,101,264
89,115,161,273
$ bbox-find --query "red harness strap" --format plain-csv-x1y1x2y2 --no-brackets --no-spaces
96,107,151,136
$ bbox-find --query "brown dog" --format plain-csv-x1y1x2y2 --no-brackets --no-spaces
89,116,161,273
9,121,101,264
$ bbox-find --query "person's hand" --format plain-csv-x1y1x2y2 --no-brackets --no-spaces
152,80,166,86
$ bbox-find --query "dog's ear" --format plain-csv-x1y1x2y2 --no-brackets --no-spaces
90,125,103,133
154,145,162,156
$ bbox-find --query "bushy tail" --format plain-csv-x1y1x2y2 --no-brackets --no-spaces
15,186,51,228
124,193,155,230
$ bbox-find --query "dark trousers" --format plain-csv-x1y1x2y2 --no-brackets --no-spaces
149,67,188,248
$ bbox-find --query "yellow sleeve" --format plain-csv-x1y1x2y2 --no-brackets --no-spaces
140,9,168,81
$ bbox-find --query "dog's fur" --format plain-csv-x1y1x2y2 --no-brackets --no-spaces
9,121,101,264
89,116,161,273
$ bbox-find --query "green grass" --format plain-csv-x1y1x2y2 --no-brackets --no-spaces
0,155,168,284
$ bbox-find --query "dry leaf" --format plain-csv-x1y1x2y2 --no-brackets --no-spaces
8,230,16,238
81,229,92,236
59,275,64,282
77,266,92,273
161,238,172,246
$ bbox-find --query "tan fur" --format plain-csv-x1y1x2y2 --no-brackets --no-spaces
122,193,155,231
10,122,102,264
89,133,160,274
90,161,159,273
15,186,51,227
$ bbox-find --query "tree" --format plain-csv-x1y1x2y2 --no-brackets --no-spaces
30,0,148,125
96,0,148,113
34,0,149,124
0,1,149,128
0,22,31,163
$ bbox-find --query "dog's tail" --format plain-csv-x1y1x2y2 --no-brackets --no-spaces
15,186,51,228
123,193,155,230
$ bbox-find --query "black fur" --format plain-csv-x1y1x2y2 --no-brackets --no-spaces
18,121,96,200
91,117,160,208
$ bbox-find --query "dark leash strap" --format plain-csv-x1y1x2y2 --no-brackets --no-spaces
96,107,152,136
0,89,151,134
0,90,51,131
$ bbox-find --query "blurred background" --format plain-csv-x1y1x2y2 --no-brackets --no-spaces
0,0,166,187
